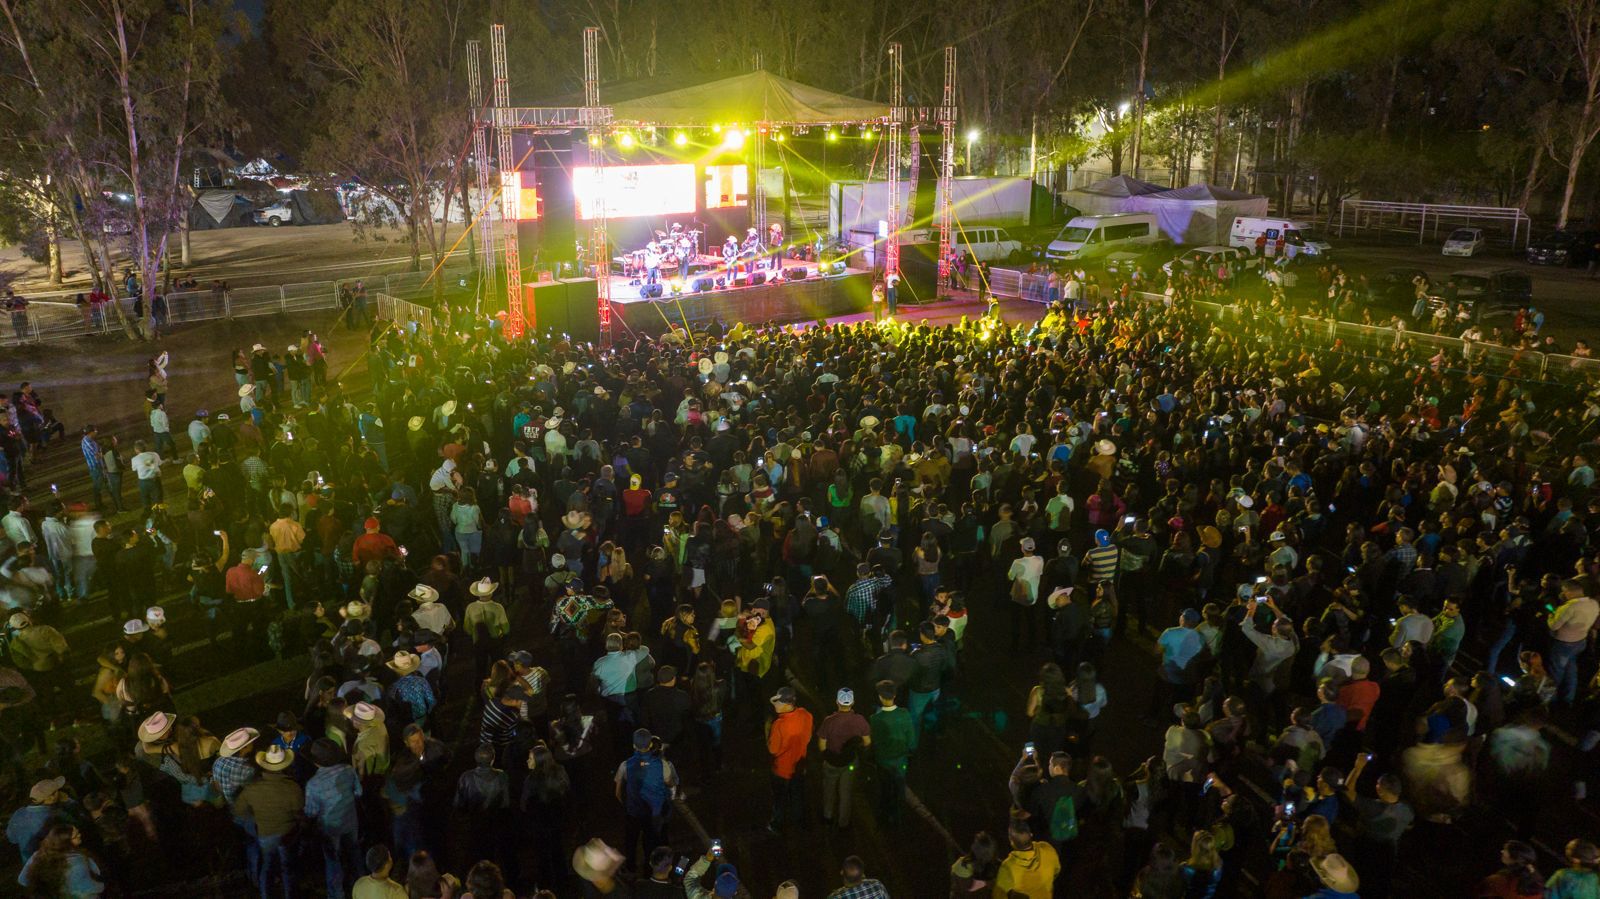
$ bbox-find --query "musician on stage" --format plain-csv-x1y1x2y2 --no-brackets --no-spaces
644,241,662,285
722,235,739,280
767,223,784,272
740,227,763,279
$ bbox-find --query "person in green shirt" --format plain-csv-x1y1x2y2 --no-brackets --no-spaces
352,844,409,899
1429,599,1466,673
870,678,914,826
1547,839,1600,899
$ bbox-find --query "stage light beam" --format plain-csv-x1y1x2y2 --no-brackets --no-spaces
722,128,745,149
674,132,688,146
618,132,635,148
827,130,838,142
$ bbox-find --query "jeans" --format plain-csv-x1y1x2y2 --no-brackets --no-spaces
876,759,907,825
457,530,482,569
1485,619,1519,676
257,832,294,899
821,761,857,826
88,468,108,510
137,476,162,509
72,558,95,600
106,471,124,511
276,549,300,610
1550,637,1586,703
234,815,259,885
153,431,176,458
769,771,804,830
319,826,362,899
908,688,940,747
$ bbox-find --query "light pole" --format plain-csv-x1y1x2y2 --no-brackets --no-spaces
966,129,979,175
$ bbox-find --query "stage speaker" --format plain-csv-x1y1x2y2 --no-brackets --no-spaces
522,278,601,343
639,282,664,299
692,276,716,292
742,271,767,287
560,278,601,343
784,266,809,281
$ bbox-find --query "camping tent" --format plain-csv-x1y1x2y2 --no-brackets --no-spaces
287,189,346,225
188,190,253,230
1061,175,1166,216
1124,183,1270,246
610,70,889,126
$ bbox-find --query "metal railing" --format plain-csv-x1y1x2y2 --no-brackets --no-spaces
0,264,468,347
986,265,1599,386
373,293,435,331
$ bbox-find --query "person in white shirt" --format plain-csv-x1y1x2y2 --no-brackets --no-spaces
149,400,176,457
38,509,72,600
1006,538,1046,651
187,411,211,451
129,441,164,509
68,512,99,600
1388,596,1434,649
1,497,35,548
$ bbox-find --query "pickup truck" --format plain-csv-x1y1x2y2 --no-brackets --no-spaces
253,201,292,226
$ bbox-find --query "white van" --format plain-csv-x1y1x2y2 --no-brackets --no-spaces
954,226,1023,263
1045,212,1161,262
1228,217,1332,258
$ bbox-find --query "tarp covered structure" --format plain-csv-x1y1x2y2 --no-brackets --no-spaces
1125,183,1270,246
188,190,253,230
1061,175,1166,216
287,189,346,225
610,70,890,126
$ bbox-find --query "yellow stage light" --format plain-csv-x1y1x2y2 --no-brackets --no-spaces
712,124,723,133
864,130,876,140
827,130,838,142
674,132,688,147
588,134,601,147
722,128,745,149
618,132,635,148
775,132,786,143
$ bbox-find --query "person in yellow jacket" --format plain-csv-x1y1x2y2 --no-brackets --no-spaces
462,577,510,682
735,603,777,678
994,817,1060,899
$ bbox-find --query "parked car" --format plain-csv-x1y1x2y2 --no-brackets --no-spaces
253,201,293,226
1370,266,1431,315
1526,229,1600,266
1102,240,1172,277
1442,228,1485,257
1160,245,1258,278
1425,268,1531,321
953,226,1023,264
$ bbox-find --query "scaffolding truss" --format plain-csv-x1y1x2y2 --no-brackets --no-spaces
466,40,496,313
489,24,523,338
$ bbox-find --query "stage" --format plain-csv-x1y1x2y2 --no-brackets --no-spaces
608,259,874,334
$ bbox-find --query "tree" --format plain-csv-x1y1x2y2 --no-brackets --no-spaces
273,0,471,296
1555,0,1600,227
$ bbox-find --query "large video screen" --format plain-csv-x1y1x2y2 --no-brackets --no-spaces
704,165,748,209
573,164,697,220
500,171,542,222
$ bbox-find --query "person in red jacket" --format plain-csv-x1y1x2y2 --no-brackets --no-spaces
765,686,813,833
351,517,399,567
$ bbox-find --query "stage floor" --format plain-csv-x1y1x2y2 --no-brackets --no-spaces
609,258,841,304
609,263,874,333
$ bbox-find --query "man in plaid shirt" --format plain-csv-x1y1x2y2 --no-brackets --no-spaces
846,563,894,639
212,727,261,804
81,426,111,512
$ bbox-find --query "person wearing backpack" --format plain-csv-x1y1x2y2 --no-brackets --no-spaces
614,727,677,871
1013,749,1083,867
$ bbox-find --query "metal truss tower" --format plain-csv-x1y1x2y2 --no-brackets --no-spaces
489,25,523,338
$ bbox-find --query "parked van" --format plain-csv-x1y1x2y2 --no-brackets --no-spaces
1045,212,1161,262
954,226,1024,264
1227,217,1332,258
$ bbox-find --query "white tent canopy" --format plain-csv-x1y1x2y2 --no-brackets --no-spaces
1062,175,1166,215
1125,183,1270,246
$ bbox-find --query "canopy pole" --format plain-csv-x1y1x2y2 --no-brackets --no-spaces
937,46,957,299
490,24,523,339
583,26,612,349
467,40,496,316
887,42,903,284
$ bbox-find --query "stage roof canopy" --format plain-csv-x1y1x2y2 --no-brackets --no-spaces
610,70,890,126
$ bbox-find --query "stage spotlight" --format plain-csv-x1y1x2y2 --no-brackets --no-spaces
588,134,601,147
775,132,786,143
618,132,635,148
712,123,723,133
742,127,753,137
826,130,839,142
864,130,876,140
673,132,688,147
722,128,745,149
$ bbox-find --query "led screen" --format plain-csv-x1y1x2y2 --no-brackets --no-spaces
704,165,749,209
500,171,542,222
573,164,697,220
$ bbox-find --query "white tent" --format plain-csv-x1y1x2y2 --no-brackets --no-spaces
1125,183,1270,246
1062,175,1166,215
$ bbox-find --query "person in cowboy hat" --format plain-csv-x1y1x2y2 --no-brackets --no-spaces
384,651,436,726
463,578,510,682
303,738,362,899
572,837,626,892
6,775,73,861
408,583,453,637
1310,852,1360,897
234,744,304,899
212,727,260,805
344,701,390,778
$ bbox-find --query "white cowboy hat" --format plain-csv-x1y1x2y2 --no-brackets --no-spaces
562,361,577,374
286,343,300,353
1094,439,1116,456
340,600,369,620
407,584,440,604
714,351,729,366
386,651,422,676
697,357,714,375
145,606,165,626
440,400,457,417
255,744,294,772
219,727,260,758
1312,854,1359,893
1235,495,1255,509
250,343,266,352
7,612,29,630
138,711,175,743
470,577,498,597
344,702,385,727
859,415,880,429
544,418,562,430
238,384,255,398
122,619,149,636
572,838,626,884
550,553,567,569
407,416,425,432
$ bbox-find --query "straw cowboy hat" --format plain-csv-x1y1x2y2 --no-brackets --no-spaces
407,416,425,432
6,612,27,630
122,619,149,636
345,701,386,728
251,343,266,353
697,357,714,375
1094,439,1117,456
1312,854,1359,893
340,600,370,621
386,651,422,676
561,509,591,531
407,584,440,604
562,360,578,375
859,415,880,429
29,777,66,804
469,578,498,597
714,350,730,366
255,744,295,772
572,838,626,884
238,384,255,398
440,400,457,417
138,711,175,744
219,727,260,758
1199,525,1223,549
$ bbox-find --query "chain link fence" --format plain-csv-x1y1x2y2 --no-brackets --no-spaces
0,263,471,348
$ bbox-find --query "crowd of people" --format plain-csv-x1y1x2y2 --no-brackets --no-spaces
1,261,1600,899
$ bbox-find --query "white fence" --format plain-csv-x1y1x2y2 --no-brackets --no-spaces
373,293,435,331
0,264,469,347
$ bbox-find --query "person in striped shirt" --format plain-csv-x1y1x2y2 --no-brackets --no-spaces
81,426,116,512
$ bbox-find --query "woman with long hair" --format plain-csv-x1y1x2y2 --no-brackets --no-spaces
452,486,485,570
165,714,221,807
1475,840,1543,899
404,850,449,899
19,824,105,897
116,652,172,722
689,660,725,774
915,531,943,601
521,741,572,893
479,660,523,765
1025,662,1072,759
1181,829,1224,899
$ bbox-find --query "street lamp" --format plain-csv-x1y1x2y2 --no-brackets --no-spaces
966,129,979,175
